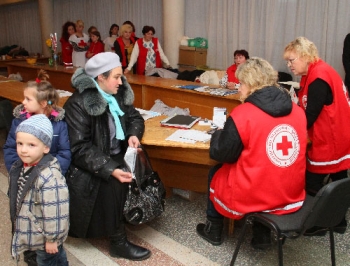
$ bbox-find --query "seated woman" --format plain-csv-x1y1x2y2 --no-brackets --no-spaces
114,24,136,72
219,49,249,89
196,57,307,250
124,25,170,75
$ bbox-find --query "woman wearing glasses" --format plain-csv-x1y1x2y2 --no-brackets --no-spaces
284,37,350,235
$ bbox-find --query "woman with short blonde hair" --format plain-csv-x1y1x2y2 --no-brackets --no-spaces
196,57,307,249
283,37,350,236
235,57,278,101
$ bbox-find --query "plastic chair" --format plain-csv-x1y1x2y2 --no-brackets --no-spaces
230,178,350,266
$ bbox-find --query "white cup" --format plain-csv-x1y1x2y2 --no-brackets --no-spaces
1,55,6,60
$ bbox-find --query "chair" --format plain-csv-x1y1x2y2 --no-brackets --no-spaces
230,178,350,266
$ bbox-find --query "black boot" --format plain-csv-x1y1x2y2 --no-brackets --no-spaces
304,217,347,236
109,224,151,261
196,216,224,245
251,222,272,250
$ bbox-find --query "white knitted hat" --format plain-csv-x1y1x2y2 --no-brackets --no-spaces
16,114,53,147
85,52,122,77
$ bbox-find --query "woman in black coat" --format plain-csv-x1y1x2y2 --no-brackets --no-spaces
64,52,150,261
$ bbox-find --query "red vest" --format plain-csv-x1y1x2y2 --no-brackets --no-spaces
299,60,350,173
116,37,135,67
210,102,307,219
136,37,162,75
227,64,239,84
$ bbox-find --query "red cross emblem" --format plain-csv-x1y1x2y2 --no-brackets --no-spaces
276,135,293,156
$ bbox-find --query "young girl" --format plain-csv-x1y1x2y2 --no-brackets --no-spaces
4,69,71,176
86,31,104,59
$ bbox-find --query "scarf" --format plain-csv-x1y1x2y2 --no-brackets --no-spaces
91,78,125,140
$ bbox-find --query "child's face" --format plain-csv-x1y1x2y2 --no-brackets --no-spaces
23,87,44,114
16,132,49,166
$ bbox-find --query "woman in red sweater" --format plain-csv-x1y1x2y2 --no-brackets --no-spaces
60,21,75,65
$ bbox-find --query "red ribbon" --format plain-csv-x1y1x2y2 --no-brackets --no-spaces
35,78,40,83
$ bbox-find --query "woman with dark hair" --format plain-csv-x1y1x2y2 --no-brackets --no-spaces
124,26,170,75
219,49,250,89
60,21,76,64
104,24,119,52
86,31,104,59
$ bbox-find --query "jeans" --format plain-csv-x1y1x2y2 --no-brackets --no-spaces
36,244,68,266
206,164,224,218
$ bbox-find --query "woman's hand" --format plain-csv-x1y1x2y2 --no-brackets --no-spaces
124,69,130,74
128,136,140,148
112,168,133,183
226,82,236,90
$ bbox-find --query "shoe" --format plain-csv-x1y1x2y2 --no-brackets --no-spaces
23,250,37,266
109,239,151,261
304,226,327,236
334,218,347,234
304,219,347,236
251,222,272,250
196,216,224,246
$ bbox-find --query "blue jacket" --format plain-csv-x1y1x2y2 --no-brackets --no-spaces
3,105,71,175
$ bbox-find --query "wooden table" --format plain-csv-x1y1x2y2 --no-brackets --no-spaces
0,76,69,107
141,115,216,196
0,57,48,68
126,74,241,119
6,63,241,118
6,61,76,92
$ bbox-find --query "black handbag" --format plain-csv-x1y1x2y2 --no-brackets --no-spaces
123,146,166,225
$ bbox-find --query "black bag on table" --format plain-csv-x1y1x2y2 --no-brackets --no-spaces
123,146,166,225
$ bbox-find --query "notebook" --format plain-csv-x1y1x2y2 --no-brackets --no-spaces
160,114,201,129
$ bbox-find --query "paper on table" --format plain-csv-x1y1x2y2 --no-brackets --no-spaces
166,129,211,143
136,108,161,121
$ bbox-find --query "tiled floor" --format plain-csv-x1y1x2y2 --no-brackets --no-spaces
1,128,350,265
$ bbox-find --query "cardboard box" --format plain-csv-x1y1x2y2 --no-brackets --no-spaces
178,46,207,66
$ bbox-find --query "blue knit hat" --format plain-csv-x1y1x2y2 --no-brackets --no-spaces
16,114,53,147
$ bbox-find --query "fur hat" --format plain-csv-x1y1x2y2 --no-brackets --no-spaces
85,52,122,77
16,114,53,147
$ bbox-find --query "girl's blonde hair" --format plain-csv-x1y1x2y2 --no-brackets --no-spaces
283,36,319,63
26,69,59,116
76,19,84,27
236,57,278,102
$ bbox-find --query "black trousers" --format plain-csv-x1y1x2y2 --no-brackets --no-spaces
305,169,348,196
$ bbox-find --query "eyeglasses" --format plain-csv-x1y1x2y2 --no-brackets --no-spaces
286,58,298,66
